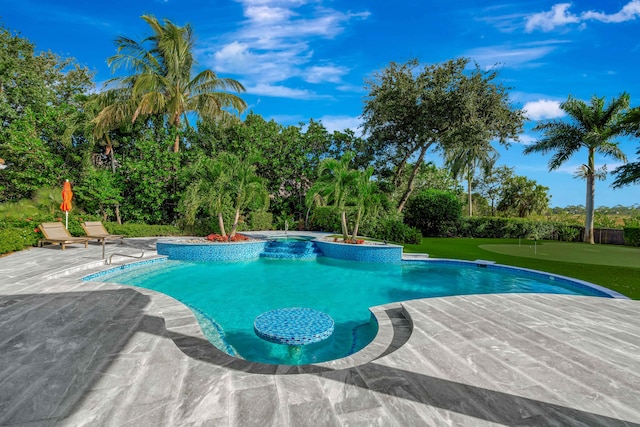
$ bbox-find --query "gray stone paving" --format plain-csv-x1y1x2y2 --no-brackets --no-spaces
1,238,639,426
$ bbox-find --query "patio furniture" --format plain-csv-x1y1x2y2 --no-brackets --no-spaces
38,222,90,250
81,221,124,258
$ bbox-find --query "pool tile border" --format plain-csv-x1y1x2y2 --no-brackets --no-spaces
402,258,629,299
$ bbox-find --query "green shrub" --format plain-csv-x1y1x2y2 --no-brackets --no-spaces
555,224,582,242
372,217,422,244
104,222,182,238
308,206,341,232
0,227,41,255
623,216,640,228
404,190,462,237
623,227,640,247
457,217,557,240
249,211,273,231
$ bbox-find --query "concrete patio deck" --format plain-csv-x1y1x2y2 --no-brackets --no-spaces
1,238,639,426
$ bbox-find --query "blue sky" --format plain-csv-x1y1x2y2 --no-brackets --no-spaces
3,0,640,207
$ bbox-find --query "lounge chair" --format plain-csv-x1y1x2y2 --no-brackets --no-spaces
81,221,124,244
81,221,125,259
38,222,90,250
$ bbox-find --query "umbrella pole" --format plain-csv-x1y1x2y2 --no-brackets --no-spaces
65,211,69,230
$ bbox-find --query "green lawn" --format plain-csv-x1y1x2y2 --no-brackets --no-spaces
403,238,640,300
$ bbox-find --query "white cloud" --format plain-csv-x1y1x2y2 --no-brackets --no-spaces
246,83,324,99
200,0,369,99
303,65,349,83
317,115,362,134
525,3,580,33
467,42,565,68
525,1,640,32
523,99,565,120
582,0,640,23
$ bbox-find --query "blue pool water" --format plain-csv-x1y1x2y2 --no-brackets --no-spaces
90,257,609,365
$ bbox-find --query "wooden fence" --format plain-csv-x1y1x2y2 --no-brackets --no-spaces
577,228,625,245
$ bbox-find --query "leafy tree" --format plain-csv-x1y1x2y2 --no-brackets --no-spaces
443,140,497,217
119,133,181,223
94,15,247,152
524,93,630,243
362,57,523,212
196,114,337,221
74,167,123,221
404,189,462,236
0,110,63,201
0,23,94,202
475,165,514,216
0,24,91,128
497,175,549,218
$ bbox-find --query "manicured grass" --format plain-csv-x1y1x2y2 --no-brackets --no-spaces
403,238,640,300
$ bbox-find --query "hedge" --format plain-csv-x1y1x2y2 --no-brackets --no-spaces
455,217,579,241
623,227,640,247
0,227,41,255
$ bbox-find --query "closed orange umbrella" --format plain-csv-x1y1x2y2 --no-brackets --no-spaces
60,179,73,229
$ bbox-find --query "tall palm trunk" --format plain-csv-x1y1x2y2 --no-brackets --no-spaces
467,172,473,217
584,150,596,244
172,114,181,152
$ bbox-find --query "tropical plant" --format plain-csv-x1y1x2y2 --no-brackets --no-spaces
94,15,247,152
612,106,640,188
222,152,270,237
306,153,358,241
524,93,630,243
475,165,514,217
496,175,549,218
349,167,380,242
180,152,268,238
181,154,232,236
443,139,497,217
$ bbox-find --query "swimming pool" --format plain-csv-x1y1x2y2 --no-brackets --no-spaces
86,256,615,365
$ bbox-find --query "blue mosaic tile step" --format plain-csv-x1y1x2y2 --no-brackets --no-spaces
260,252,318,260
267,241,312,249
260,240,322,260
253,307,334,345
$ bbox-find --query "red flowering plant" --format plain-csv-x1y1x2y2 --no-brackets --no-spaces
205,233,250,242
205,233,227,242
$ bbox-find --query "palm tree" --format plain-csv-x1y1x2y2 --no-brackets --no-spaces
94,15,247,152
524,93,629,243
181,155,232,236
220,152,269,238
181,152,268,238
349,167,380,242
307,153,358,241
443,133,497,217
613,106,640,188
